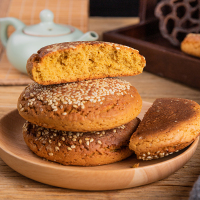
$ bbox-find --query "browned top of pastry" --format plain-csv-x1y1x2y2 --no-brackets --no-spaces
129,98,200,160
136,98,200,136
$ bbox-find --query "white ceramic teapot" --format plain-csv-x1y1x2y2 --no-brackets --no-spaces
0,9,98,73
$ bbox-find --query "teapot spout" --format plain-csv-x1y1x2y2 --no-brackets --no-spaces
77,31,98,41
0,17,25,47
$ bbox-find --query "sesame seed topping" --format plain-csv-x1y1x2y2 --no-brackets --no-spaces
48,153,53,156
61,137,65,141
86,141,90,146
71,145,76,149
22,78,131,112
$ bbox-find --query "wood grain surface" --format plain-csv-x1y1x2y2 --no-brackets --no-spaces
1,1,200,199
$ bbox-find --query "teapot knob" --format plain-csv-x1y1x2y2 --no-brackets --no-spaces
40,9,54,22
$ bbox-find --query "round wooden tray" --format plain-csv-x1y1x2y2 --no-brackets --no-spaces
0,102,198,191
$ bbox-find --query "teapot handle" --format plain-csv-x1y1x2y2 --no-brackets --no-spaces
0,17,25,47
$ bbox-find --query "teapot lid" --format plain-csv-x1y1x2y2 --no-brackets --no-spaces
23,9,74,36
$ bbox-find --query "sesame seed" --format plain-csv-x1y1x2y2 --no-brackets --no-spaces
71,145,76,149
97,140,102,144
61,137,65,141
55,146,59,151
79,139,82,144
85,138,90,141
90,138,94,142
86,141,90,146
154,155,158,159
81,105,85,109
72,138,76,142
62,112,67,115
147,156,152,160
58,142,61,147
48,153,53,156
113,129,116,133
67,147,72,151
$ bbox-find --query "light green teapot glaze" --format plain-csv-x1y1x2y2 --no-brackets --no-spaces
0,9,98,74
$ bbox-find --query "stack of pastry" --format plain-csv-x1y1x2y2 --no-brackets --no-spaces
17,41,146,166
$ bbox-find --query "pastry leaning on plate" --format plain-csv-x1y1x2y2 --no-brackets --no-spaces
129,98,200,160
18,41,146,166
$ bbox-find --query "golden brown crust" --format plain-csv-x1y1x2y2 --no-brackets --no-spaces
129,98,200,160
18,78,142,132
23,118,140,166
26,41,146,85
181,33,200,58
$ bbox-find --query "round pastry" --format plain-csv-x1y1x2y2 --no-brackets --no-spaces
18,78,142,132
23,118,140,166
26,41,146,85
181,33,200,58
129,98,200,160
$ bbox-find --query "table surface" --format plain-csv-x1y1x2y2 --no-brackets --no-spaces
1,15,200,200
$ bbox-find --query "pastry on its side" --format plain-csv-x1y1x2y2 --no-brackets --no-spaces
129,98,200,160
23,118,140,166
18,78,142,132
26,41,146,85
181,33,200,58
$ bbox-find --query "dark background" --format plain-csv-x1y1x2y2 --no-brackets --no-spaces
89,0,140,17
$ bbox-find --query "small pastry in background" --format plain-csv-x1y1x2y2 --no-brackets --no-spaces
129,98,200,161
181,33,200,58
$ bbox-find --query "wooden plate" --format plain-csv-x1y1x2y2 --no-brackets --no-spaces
0,102,198,191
